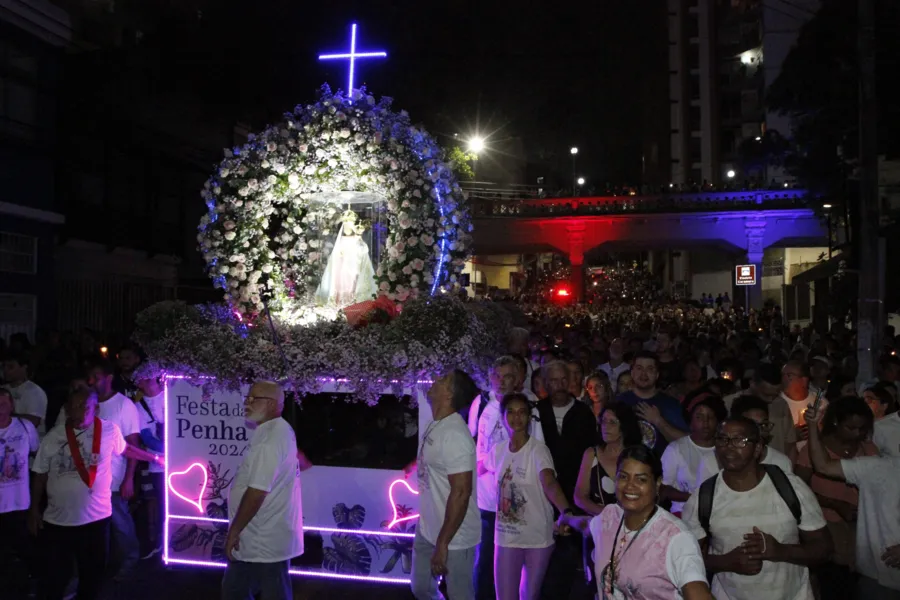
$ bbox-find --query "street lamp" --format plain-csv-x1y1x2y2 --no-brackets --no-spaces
570,147,579,195
468,136,485,154
577,177,585,186
726,169,736,179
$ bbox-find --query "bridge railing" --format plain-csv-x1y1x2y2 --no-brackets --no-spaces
468,190,811,217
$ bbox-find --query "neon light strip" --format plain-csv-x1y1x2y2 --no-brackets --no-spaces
166,558,410,584
163,375,171,565
163,374,433,385
168,514,416,539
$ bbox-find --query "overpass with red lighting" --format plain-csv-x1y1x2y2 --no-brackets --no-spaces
468,189,827,306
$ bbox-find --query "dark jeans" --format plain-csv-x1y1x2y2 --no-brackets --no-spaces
137,471,165,555
110,492,139,575
221,560,292,600
474,509,496,600
0,510,36,598
539,534,579,600
41,517,110,600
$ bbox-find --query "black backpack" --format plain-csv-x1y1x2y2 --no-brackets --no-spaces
472,391,490,441
698,464,801,538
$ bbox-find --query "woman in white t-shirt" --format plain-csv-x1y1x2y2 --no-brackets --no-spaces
482,393,572,600
661,392,727,517
560,445,713,600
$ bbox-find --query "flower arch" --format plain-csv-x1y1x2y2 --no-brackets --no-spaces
197,86,472,320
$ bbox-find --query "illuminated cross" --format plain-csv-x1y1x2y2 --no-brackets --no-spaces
318,23,387,97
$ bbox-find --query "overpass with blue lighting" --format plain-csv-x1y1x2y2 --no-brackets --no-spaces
469,189,827,305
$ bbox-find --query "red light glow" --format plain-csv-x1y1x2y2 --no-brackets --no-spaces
556,288,570,297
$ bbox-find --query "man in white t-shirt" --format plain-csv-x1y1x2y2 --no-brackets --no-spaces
874,410,900,458
469,356,543,600
30,389,162,600
693,396,796,504
781,360,826,447
411,370,480,600
806,406,900,598
683,417,830,600
135,377,166,559
0,386,40,590
3,353,48,436
223,381,302,600
86,359,142,578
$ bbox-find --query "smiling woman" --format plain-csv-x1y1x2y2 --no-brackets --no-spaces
560,445,714,600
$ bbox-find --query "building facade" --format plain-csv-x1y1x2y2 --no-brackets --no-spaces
668,0,819,186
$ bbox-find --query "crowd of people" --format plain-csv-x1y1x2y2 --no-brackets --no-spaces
409,298,900,600
2,290,900,600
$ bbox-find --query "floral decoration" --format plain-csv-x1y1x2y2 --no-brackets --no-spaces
197,85,473,321
132,296,524,404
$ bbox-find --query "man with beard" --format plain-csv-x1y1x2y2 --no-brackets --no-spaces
618,352,687,456
682,418,830,600
223,381,303,600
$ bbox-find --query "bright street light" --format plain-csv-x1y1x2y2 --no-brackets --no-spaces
726,169,736,179
577,177,585,186
468,136,485,153
755,136,762,141
823,203,833,209
570,147,578,155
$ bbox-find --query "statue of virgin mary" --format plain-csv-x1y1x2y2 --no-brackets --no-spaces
314,209,379,307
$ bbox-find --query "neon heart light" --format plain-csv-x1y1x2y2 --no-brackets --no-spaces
386,478,419,529
168,462,209,513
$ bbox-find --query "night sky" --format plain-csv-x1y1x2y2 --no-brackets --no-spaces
145,0,667,187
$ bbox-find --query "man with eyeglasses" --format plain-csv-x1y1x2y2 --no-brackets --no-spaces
222,381,302,600
695,396,795,486
683,418,830,600
724,363,798,463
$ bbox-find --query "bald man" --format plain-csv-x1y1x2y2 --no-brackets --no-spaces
222,381,303,600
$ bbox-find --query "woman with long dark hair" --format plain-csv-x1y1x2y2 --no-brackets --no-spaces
484,393,572,600
561,445,713,600
574,404,643,515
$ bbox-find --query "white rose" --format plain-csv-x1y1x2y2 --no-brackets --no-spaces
262,264,273,274
340,129,351,139
413,189,422,198
224,231,236,241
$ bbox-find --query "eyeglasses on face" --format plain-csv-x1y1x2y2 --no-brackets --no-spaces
714,435,759,449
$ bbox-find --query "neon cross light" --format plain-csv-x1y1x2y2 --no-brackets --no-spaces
318,23,387,96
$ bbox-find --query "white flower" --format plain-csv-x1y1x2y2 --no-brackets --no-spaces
262,264,273,274
292,226,302,234
388,271,397,282
412,189,422,198
219,265,230,274
379,281,390,291
425,218,435,228
410,274,420,286
299,144,308,153
337,112,348,122
420,234,434,246
354,133,365,145
223,220,236,230
402,265,413,275
340,129,351,139
309,252,320,261
224,231,236,241
412,258,425,271
407,236,418,247
401,200,410,208
267,141,277,152
238,187,250,197
219,168,230,177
